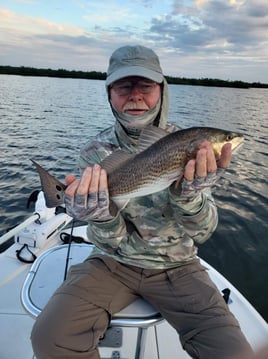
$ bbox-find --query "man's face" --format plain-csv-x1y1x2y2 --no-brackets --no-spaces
109,76,161,115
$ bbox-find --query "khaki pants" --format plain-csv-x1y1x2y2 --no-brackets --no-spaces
31,256,252,359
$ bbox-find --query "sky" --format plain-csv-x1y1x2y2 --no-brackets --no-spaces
0,0,268,83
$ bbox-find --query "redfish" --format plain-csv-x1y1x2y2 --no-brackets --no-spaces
32,126,244,208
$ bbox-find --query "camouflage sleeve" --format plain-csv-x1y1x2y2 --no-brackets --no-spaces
87,212,127,251
168,188,218,244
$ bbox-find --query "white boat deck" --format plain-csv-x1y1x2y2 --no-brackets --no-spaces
1,226,268,359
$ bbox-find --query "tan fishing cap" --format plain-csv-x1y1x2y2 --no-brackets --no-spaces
106,45,164,87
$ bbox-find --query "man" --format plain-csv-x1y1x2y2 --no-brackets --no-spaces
31,45,252,358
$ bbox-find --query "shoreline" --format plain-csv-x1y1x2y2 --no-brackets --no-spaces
1,65,267,89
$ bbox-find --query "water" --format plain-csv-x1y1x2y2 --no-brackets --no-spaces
1,75,267,321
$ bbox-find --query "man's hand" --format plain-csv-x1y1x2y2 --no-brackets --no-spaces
184,141,232,181
64,164,118,222
177,141,232,196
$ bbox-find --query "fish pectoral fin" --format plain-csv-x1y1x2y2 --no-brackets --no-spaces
137,125,169,152
100,150,134,174
31,159,66,208
113,198,129,211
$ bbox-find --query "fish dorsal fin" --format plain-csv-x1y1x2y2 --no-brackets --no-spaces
100,150,134,174
137,125,169,153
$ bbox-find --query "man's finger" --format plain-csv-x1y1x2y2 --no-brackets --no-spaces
184,159,196,181
88,164,101,193
195,148,207,178
65,174,76,186
76,167,93,195
206,145,217,173
65,179,80,197
218,143,232,168
99,168,108,191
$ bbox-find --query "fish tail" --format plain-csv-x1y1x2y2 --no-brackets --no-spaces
31,160,66,208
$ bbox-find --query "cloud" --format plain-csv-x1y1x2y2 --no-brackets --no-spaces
0,8,107,70
0,5,153,71
0,1,268,82
143,0,268,80
203,1,268,47
149,0,268,53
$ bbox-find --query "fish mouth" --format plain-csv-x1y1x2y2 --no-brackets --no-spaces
232,136,244,153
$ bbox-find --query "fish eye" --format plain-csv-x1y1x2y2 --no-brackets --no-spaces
226,134,234,141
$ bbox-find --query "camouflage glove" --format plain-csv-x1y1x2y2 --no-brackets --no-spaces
179,168,225,196
65,188,118,222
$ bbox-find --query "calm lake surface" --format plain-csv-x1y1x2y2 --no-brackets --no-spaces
1,75,267,321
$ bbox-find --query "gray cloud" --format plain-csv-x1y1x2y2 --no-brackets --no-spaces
149,16,214,52
203,1,268,46
148,0,268,56
245,1,268,17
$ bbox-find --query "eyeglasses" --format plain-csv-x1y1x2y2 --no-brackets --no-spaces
111,80,158,96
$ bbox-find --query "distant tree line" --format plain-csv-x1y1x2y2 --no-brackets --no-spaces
165,75,268,89
0,65,106,80
0,65,267,89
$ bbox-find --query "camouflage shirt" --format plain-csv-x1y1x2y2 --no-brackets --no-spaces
79,124,218,269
